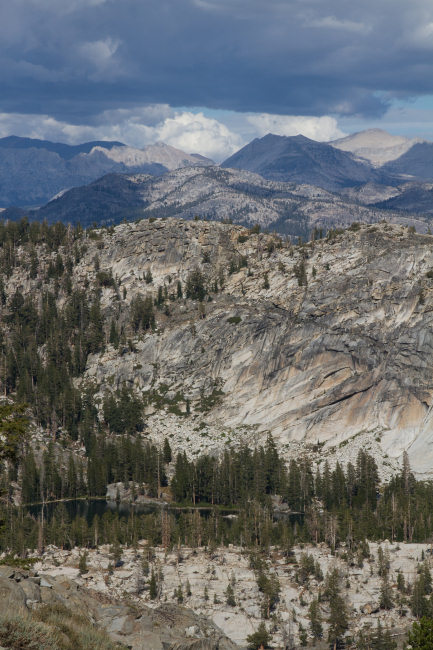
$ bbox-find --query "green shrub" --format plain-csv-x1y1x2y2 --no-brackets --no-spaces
96,271,115,288
246,622,271,649
0,555,38,570
185,268,207,301
0,603,119,650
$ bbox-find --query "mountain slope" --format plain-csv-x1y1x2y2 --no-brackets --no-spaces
221,133,389,190
0,136,213,207
82,220,433,475
0,135,124,159
373,182,433,215
29,173,148,224
381,141,433,180
3,217,433,476
330,128,421,166
92,141,213,170
5,166,427,236
80,220,433,477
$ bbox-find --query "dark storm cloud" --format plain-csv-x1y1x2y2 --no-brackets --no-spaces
1,0,433,120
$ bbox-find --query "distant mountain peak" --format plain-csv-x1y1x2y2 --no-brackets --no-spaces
221,132,383,191
0,135,213,207
89,142,213,171
333,127,410,141
260,133,313,144
330,128,424,167
0,135,125,159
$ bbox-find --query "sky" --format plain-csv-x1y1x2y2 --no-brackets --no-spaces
1,0,433,160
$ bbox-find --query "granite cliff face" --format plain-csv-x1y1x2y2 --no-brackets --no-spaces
31,217,429,477
6,217,433,474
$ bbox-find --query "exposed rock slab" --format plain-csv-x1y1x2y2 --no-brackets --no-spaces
76,220,433,475
0,565,237,650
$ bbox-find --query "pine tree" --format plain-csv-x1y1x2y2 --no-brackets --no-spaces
29,249,38,279
109,320,119,347
21,449,39,504
163,437,172,465
157,286,164,306
379,573,394,609
110,540,123,566
308,598,323,641
145,269,153,284
175,584,183,603
67,455,77,498
225,583,236,606
87,298,104,353
294,259,307,286
326,571,348,650
78,551,88,575
299,624,308,646
149,569,157,599
411,573,431,618
370,621,396,649
185,268,206,301
246,622,271,650
381,625,397,650
408,617,433,649
0,402,29,465
397,570,405,593
421,561,432,594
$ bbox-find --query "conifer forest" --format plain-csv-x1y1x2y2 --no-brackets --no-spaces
1,217,433,648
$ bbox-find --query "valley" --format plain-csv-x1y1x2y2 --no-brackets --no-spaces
1,137,433,647
3,0,433,645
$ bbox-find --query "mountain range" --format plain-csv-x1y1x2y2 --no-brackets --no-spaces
4,166,429,236
0,136,213,207
1,129,433,235
222,129,433,189
222,132,391,190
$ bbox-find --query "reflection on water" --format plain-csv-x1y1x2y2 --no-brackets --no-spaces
25,499,245,525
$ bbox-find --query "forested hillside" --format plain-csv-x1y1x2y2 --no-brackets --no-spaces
1,217,433,647
0,217,431,551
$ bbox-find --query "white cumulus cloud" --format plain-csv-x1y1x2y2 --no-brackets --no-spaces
151,112,244,160
0,107,244,160
0,106,348,159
